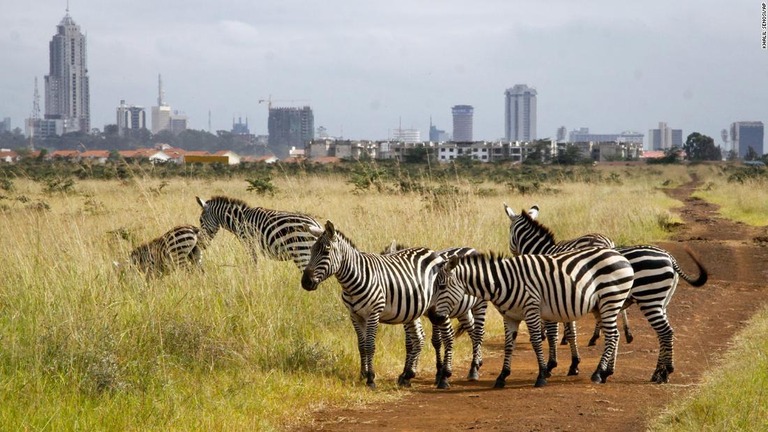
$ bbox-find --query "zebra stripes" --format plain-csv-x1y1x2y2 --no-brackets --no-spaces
383,242,488,383
125,225,204,278
302,221,447,389
196,196,322,270
504,204,708,383
432,248,634,388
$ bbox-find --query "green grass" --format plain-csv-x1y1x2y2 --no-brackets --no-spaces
0,164,763,430
649,306,768,431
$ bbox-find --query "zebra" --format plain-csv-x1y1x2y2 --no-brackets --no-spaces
504,203,708,383
195,196,322,270
507,205,635,349
117,224,205,278
382,241,488,382
302,220,449,389
430,248,635,388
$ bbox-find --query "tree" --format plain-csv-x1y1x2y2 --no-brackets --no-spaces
523,140,552,165
745,146,759,161
683,132,722,161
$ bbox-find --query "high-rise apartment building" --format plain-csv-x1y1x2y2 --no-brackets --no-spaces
648,122,683,150
44,10,90,134
0,117,10,134
504,84,537,141
452,105,473,142
730,121,765,158
268,106,314,158
117,100,146,137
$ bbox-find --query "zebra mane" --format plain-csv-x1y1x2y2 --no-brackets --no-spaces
519,208,558,244
325,225,359,250
208,195,251,209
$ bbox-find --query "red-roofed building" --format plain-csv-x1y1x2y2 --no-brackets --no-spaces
0,149,19,163
212,150,241,165
48,150,81,161
80,150,111,164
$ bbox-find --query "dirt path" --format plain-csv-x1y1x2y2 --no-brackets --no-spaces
295,178,768,432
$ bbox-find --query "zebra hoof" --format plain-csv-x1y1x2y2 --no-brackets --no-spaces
366,381,377,390
534,376,547,388
590,370,607,384
546,359,558,373
587,337,598,347
437,379,450,389
651,368,670,384
625,333,634,344
567,366,580,376
493,379,506,389
467,370,479,381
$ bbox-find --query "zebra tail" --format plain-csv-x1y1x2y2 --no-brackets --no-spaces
675,246,708,287
454,321,472,339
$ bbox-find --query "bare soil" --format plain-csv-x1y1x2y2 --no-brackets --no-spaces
295,178,768,432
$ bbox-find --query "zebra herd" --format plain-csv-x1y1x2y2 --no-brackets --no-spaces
120,195,707,390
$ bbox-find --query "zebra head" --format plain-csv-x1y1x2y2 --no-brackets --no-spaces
302,220,340,291
196,196,221,241
429,255,464,324
503,203,542,254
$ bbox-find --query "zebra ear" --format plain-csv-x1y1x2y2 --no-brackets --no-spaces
503,202,516,220
196,196,207,209
387,239,397,254
307,224,324,238
444,255,460,272
324,220,336,239
528,205,540,220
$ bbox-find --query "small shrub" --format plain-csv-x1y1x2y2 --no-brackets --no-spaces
246,175,278,196
43,176,75,194
0,177,13,192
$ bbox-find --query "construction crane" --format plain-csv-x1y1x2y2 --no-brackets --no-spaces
258,95,309,110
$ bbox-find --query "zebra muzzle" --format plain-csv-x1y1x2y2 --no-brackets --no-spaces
301,270,320,291
427,306,447,325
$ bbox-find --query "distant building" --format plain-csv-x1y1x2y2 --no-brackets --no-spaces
568,127,644,144
117,100,146,137
151,75,186,135
452,105,473,142
268,106,314,158
648,122,682,150
731,121,765,158
151,105,171,134
0,117,10,133
556,126,567,142
169,111,188,135
44,10,90,134
504,84,537,141
25,118,64,139
392,128,420,143
232,117,250,135
429,124,449,142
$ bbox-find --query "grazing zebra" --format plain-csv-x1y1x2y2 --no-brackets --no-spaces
504,203,708,383
119,225,204,278
195,196,322,270
383,241,488,382
431,248,634,388
302,221,449,389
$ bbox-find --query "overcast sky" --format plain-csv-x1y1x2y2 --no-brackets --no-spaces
1,1,767,148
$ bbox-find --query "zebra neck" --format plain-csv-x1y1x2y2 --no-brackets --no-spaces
331,236,363,286
457,266,499,302
221,206,265,235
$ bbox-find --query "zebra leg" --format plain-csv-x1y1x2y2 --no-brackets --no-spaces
430,323,443,385
525,309,549,388
563,322,581,376
588,320,601,347
645,308,675,384
435,318,455,389
467,304,487,381
591,311,620,384
559,322,568,345
398,320,425,387
363,315,380,389
494,317,520,388
621,309,634,344
544,321,559,373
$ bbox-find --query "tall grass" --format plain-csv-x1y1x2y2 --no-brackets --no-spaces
692,164,768,226
0,165,740,430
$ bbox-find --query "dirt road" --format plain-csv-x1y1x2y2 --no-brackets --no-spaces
295,179,768,432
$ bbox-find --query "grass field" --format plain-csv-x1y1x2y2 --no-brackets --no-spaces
0,163,764,430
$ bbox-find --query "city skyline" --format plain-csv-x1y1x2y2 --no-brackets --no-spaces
1,1,766,151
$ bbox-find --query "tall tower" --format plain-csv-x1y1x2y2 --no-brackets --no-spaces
151,74,172,134
44,7,90,133
504,84,537,141
451,105,474,142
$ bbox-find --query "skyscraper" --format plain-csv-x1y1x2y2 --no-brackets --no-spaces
730,121,765,158
268,106,314,158
117,100,146,137
504,84,537,141
452,105,473,142
44,9,90,134
648,122,683,150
